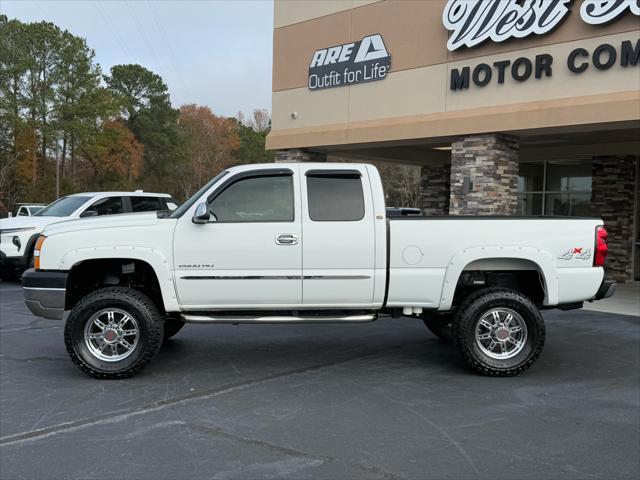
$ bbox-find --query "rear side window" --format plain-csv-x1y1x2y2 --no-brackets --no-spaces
88,197,124,216
130,196,163,212
306,173,365,221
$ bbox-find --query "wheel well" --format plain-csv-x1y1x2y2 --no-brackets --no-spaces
65,259,164,312
453,260,546,308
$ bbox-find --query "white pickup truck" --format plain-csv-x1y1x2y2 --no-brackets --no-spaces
22,163,615,379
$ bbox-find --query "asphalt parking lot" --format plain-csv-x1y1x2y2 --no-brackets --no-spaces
1,280,639,480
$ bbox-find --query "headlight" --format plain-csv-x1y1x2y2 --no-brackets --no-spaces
34,235,46,269
0,227,35,235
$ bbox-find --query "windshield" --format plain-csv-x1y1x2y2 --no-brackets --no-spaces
35,196,91,217
30,206,44,214
170,171,229,218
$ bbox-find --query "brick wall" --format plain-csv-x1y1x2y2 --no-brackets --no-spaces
420,163,450,215
591,156,637,282
449,134,519,215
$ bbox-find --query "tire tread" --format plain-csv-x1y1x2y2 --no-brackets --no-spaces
64,287,163,379
452,287,545,377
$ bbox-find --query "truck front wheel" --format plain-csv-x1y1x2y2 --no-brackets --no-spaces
452,288,545,376
64,287,164,379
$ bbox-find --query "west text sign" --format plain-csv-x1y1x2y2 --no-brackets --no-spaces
443,0,640,51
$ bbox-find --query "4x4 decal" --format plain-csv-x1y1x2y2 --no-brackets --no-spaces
557,247,592,261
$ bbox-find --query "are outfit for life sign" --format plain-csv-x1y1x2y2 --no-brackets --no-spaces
308,34,391,91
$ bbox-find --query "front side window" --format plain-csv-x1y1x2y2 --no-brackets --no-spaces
208,174,294,222
130,196,163,212
87,197,124,216
18,208,28,216
307,173,365,221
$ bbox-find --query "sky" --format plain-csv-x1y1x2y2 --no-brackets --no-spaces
0,0,274,118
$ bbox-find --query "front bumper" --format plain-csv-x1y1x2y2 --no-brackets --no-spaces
594,279,617,301
22,269,68,320
0,233,38,276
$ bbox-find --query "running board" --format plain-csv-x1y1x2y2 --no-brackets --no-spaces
180,313,378,324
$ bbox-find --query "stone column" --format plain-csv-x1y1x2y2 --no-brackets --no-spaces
420,162,450,215
449,134,519,215
275,148,327,163
591,156,637,283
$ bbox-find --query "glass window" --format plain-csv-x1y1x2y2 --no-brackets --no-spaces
18,208,28,216
518,163,544,192
87,197,124,216
545,193,592,216
517,193,543,215
35,196,91,217
209,175,294,222
546,161,592,192
307,174,365,221
130,196,163,212
518,160,593,217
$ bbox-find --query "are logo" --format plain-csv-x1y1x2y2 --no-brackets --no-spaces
308,34,391,91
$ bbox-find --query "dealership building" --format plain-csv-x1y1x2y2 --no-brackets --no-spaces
267,0,640,282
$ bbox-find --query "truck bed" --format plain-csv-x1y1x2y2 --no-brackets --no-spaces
386,216,604,311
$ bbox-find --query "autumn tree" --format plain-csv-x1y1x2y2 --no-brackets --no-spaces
176,104,240,199
78,120,144,190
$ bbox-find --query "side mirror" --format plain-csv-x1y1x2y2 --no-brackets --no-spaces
80,210,98,218
192,202,210,224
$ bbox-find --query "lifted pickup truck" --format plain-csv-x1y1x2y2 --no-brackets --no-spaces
22,163,615,379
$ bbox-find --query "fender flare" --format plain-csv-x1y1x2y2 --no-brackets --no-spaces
438,245,558,311
60,245,180,312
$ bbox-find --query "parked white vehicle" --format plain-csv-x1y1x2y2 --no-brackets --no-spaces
22,163,615,378
15,204,45,217
1,191,177,279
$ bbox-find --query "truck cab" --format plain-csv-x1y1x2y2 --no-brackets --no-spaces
173,163,385,309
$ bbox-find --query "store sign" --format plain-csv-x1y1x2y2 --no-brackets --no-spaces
308,34,391,91
443,0,640,51
449,38,639,91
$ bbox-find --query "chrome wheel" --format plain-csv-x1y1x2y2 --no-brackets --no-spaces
84,308,140,362
475,308,527,360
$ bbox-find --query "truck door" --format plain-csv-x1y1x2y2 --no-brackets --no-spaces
173,167,303,309
300,166,376,307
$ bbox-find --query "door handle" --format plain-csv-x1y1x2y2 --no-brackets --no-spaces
275,234,299,245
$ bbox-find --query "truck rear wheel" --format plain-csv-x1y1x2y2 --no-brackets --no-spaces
64,287,164,379
452,288,545,376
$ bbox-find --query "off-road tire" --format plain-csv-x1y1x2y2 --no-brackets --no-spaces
452,288,545,377
64,287,164,379
422,313,453,342
164,318,185,341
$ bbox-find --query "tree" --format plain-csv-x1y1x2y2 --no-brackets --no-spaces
176,104,240,199
53,30,102,179
233,119,274,165
0,17,110,205
79,120,144,190
250,108,270,133
105,64,181,192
